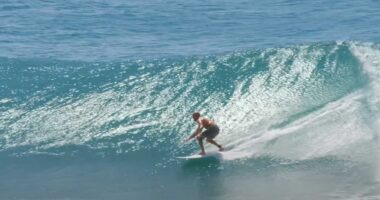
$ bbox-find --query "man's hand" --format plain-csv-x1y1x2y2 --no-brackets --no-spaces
183,138,190,143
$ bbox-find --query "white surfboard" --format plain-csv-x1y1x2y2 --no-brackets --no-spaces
177,151,223,160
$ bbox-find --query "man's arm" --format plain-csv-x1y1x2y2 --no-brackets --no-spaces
186,121,203,141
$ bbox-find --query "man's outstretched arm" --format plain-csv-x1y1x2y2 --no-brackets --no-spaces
186,123,203,141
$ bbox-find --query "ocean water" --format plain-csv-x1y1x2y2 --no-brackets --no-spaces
1,0,380,200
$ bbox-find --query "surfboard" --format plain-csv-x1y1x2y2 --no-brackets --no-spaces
177,151,223,160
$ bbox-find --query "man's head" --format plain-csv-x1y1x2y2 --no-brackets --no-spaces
192,112,201,121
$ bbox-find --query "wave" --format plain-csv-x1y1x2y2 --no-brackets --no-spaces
0,41,379,162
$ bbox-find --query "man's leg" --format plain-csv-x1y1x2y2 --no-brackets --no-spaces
197,135,206,155
206,138,224,151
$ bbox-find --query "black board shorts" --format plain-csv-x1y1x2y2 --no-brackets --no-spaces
201,125,220,139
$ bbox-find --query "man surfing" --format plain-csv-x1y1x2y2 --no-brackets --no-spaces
185,112,224,155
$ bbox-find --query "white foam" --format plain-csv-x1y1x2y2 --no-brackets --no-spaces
213,43,380,161
350,42,380,183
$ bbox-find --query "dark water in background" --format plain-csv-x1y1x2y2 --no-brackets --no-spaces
1,1,380,200
1,0,380,60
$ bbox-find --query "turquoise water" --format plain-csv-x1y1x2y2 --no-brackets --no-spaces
1,1,380,200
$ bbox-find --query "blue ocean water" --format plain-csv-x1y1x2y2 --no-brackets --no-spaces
1,1,380,200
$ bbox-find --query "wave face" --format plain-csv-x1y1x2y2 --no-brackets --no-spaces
1,41,379,162
2,41,380,200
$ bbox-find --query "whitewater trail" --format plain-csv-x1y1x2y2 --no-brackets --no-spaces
350,43,380,186
210,43,380,162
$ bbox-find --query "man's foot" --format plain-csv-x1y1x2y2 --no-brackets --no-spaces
218,145,224,151
199,151,206,156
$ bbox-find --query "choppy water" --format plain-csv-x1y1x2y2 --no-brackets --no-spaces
1,0,380,60
1,1,380,200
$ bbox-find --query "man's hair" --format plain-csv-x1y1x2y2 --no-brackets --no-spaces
192,112,201,120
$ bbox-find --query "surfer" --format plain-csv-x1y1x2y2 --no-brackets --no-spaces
185,112,224,155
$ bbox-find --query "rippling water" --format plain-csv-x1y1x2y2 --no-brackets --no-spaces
1,1,380,200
